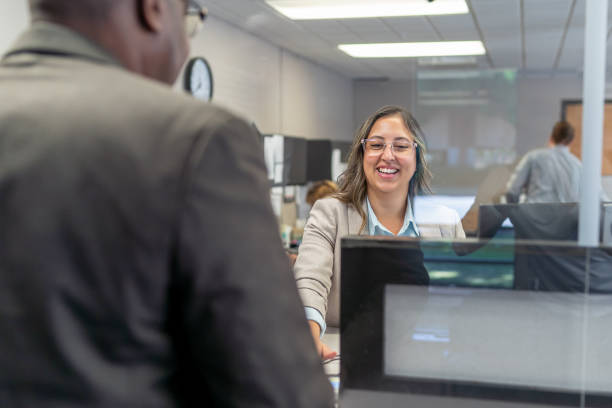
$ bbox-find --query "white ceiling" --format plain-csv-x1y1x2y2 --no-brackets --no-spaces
201,0,612,80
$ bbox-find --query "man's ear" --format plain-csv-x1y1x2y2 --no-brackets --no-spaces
138,0,165,33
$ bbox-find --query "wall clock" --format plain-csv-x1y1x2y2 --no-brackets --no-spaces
184,57,213,102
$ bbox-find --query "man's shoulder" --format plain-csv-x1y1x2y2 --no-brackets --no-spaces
67,62,248,140
526,147,550,159
93,64,233,121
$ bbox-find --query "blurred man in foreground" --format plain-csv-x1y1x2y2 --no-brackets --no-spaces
0,0,332,406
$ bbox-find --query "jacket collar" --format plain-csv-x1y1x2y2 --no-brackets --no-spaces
347,200,369,236
3,21,121,67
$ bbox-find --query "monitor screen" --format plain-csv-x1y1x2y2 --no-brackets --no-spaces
384,285,612,393
340,237,612,407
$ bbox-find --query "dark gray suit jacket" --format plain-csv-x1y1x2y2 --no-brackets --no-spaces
0,22,332,407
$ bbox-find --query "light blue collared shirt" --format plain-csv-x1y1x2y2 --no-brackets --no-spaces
366,196,420,237
305,196,419,336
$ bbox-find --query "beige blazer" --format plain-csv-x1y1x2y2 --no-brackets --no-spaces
294,197,465,328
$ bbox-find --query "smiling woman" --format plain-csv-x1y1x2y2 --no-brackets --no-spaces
336,105,432,233
293,105,466,360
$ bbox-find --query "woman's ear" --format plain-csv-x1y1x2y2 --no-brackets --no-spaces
138,0,165,33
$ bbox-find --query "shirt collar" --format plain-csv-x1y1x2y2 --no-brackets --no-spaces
366,196,420,237
3,21,120,67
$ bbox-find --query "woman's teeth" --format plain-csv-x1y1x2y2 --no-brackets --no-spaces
377,168,398,174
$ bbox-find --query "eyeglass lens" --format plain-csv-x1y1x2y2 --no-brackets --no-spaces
363,139,416,154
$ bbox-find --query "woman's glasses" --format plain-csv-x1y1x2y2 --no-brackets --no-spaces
361,138,417,155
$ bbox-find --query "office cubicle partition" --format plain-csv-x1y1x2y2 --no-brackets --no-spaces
340,237,612,407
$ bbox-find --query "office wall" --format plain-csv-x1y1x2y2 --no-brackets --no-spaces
353,79,417,130
183,17,354,142
0,2,29,56
280,51,354,141
516,76,583,155
353,75,581,156
185,17,281,135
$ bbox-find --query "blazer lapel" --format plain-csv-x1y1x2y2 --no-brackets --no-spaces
347,200,369,236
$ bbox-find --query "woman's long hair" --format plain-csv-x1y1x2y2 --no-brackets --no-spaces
334,105,432,232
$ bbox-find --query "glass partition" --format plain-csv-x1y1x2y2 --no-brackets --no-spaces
340,236,612,407
180,2,612,406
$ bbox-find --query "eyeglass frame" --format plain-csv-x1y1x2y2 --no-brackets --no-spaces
360,138,418,155
184,2,208,38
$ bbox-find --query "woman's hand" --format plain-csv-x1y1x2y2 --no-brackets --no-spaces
287,252,298,266
308,320,337,360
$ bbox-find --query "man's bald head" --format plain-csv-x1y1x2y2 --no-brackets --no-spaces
28,0,190,85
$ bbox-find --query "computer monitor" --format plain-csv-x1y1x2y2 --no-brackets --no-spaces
340,237,612,407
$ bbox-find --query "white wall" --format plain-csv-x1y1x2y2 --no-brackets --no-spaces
182,17,354,141
280,51,354,141
0,1,30,56
185,17,281,135
516,75,583,155
353,79,416,131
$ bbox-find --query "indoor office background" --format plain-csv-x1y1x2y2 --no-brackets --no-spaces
4,1,612,199
2,1,612,407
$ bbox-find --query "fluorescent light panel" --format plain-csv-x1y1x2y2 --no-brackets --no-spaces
265,0,468,20
339,41,485,58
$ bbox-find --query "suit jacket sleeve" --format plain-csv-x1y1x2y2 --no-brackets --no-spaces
171,115,333,407
294,198,338,322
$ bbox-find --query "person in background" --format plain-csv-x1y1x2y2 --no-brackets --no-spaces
0,0,332,406
506,121,582,203
294,105,465,359
306,180,338,207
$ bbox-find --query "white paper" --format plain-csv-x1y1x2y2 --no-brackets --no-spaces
331,148,347,182
270,186,283,218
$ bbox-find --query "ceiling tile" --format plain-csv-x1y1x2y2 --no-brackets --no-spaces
199,0,595,79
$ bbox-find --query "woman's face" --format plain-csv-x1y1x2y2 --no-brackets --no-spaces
362,114,417,199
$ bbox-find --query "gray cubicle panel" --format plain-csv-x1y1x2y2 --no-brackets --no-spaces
283,136,307,185
306,140,351,182
263,134,307,185
306,140,332,181
332,141,351,161
340,237,612,408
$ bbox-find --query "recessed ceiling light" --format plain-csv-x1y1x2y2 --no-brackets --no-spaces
338,41,486,58
265,0,468,20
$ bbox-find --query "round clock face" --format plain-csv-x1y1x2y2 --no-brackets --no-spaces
184,57,213,102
